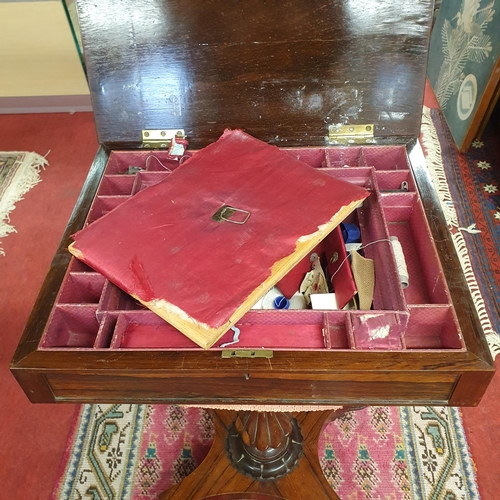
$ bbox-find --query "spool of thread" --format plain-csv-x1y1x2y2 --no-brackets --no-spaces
390,236,409,288
260,286,284,309
273,296,290,309
341,223,361,243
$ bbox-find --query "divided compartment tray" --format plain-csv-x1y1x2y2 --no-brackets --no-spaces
40,145,465,352
12,0,494,407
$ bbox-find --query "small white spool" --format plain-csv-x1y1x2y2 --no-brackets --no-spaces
390,236,409,288
260,286,284,309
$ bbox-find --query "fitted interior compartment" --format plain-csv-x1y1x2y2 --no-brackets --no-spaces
229,310,327,349
99,281,147,313
324,145,409,170
403,306,465,350
131,171,170,194
94,313,119,348
111,311,198,349
361,146,410,170
323,312,349,349
259,182,404,315
382,192,450,305
112,310,328,350
40,305,100,348
87,195,130,225
321,167,375,189
98,175,135,196
67,257,96,273
283,148,326,168
39,146,463,353
58,272,106,304
104,150,184,175
348,311,406,350
376,170,415,192
356,190,406,312
324,147,365,168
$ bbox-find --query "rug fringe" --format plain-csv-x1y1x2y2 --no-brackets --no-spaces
421,107,499,359
0,152,48,256
420,108,458,227
458,223,481,234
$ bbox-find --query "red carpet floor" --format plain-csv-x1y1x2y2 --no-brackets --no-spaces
0,113,98,500
0,95,499,499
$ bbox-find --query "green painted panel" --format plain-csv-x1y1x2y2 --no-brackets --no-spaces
428,0,500,149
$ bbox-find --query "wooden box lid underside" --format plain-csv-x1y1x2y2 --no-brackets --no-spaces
76,0,434,148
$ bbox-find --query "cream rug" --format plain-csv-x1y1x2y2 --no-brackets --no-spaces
0,151,47,255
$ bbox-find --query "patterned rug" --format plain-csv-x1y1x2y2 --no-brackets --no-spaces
423,107,500,357
54,404,477,500
0,151,48,256
53,109,498,499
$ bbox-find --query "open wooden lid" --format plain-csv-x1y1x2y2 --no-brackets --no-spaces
76,0,433,149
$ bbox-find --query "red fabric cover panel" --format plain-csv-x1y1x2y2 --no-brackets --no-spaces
70,130,368,331
324,225,357,309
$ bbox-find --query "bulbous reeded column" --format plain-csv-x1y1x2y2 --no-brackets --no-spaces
226,412,303,479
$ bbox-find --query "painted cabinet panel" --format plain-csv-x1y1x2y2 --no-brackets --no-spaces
428,0,500,151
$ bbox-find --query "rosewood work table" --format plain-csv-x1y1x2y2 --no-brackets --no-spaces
11,1,495,498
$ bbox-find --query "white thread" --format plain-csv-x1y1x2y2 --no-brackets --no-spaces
329,238,392,282
145,155,172,172
390,236,409,288
330,237,409,288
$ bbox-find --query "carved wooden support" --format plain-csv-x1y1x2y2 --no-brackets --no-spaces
161,407,365,500
227,412,303,479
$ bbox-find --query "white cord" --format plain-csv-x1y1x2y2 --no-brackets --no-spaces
145,155,173,172
219,326,241,348
458,223,481,234
329,238,392,281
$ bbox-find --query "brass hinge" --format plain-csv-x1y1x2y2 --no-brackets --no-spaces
221,349,273,358
328,124,375,145
142,129,185,149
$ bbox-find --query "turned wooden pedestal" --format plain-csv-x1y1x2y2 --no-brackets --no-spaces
161,407,362,500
